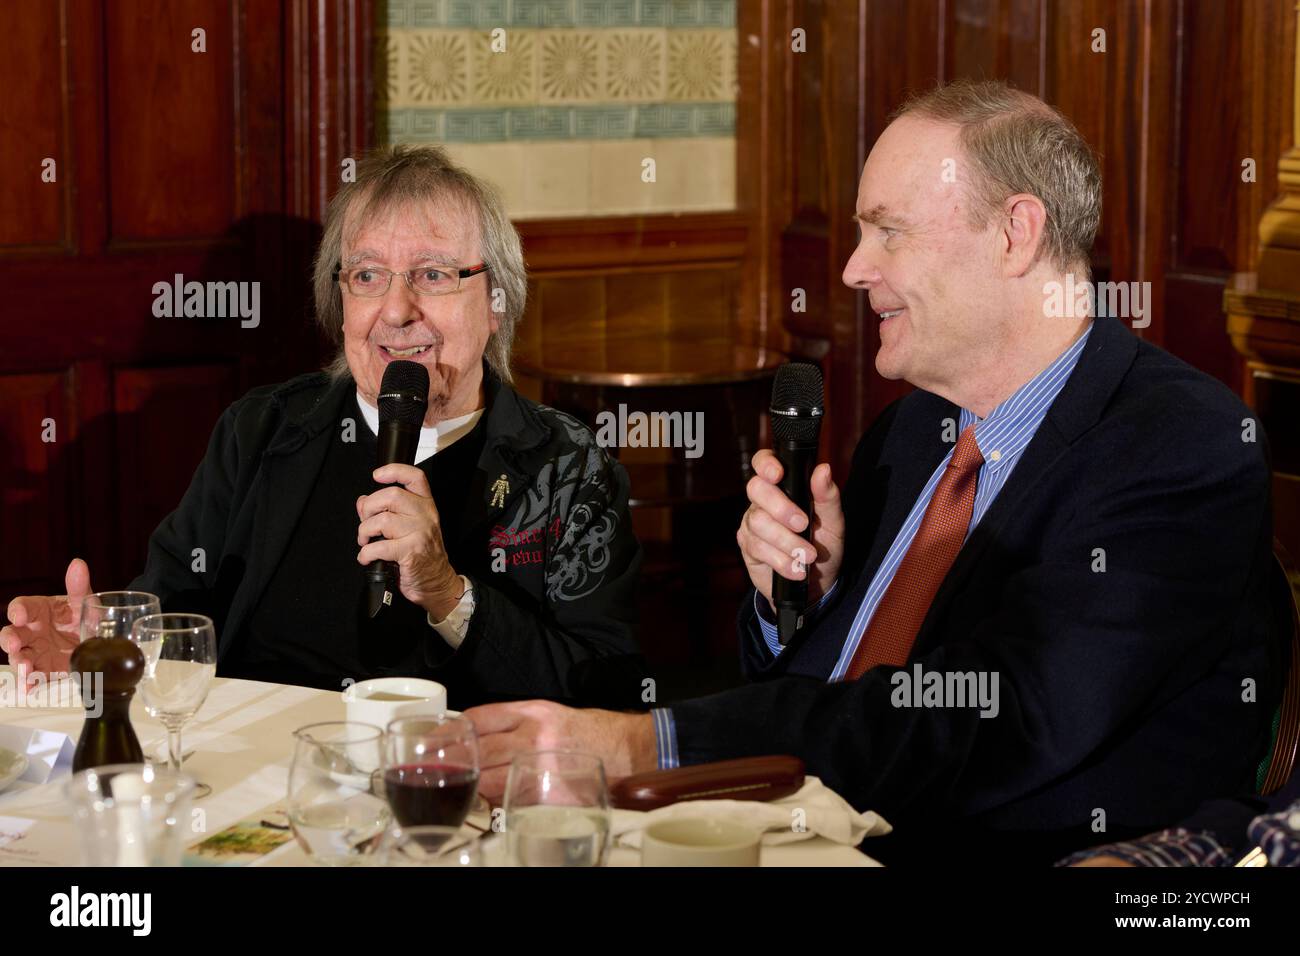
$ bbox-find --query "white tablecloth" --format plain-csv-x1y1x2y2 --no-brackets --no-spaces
0,667,878,867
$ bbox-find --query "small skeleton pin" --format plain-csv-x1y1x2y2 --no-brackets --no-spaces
489,473,510,508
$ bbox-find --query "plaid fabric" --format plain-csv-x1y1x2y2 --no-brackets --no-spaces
1055,828,1234,867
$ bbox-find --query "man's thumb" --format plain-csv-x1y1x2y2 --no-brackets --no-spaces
65,557,93,599
810,463,838,503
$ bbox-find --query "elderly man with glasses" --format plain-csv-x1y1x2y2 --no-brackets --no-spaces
2,145,646,710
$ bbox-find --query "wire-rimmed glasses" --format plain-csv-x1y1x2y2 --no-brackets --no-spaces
332,263,489,297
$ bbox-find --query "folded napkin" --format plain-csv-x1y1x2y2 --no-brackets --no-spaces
612,776,891,847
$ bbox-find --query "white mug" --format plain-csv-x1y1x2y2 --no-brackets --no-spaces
640,818,762,867
342,677,447,730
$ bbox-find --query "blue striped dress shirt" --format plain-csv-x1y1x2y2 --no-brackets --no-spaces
652,322,1093,768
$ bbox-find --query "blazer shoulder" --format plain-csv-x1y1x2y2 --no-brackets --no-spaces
213,371,339,457
1116,342,1260,445
1092,341,1271,484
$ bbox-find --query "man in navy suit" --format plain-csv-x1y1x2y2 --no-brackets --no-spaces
466,79,1284,864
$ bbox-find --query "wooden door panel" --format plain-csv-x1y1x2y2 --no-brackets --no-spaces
110,363,238,576
0,371,75,597
104,0,239,244
0,0,67,250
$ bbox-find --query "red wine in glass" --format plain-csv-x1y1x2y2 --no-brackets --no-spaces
383,763,480,828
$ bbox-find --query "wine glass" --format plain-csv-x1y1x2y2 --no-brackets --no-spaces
382,715,480,829
504,750,611,867
129,613,216,799
288,721,391,866
80,592,160,643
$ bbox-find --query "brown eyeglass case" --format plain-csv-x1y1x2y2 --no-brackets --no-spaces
610,755,806,811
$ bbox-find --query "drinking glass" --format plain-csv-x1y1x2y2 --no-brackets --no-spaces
66,762,196,866
504,751,611,867
287,721,391,866
130,613,217,799
382,715,481,829
80,592,160,643
374,825,483,867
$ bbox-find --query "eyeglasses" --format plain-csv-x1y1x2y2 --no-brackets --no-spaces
332,262,489,297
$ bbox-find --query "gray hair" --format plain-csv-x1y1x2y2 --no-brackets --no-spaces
892,79,1102,275
312,144,526,383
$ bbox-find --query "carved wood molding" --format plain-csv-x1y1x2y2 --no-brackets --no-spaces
1256,2,1300,292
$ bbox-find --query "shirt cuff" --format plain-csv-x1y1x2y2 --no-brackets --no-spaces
758,578,840,658
651,707,680,770
427,575,474,649
1055,828,1234,867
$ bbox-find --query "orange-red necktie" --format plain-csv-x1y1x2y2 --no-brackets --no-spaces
844,423,984,680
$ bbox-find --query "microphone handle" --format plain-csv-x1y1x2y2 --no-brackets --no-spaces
364,419,422,618
772,435,819,645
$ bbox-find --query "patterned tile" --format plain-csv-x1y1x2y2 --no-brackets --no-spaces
575,0,637,27
385,0,443,28
666,30,724,101
375,32,401,107
509,107,573,138
405,103,732,141
694,101,734,135
470,29,536,103
513,0,577,27
572,106,637,137
603,30,665,101
383,0,733,29
406,31,469,105
446,0,509,28
540,30,601,102
445,110,510,140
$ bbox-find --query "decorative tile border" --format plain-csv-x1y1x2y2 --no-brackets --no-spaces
384,0,736,29
376,0,738,215
379,28,736,111
380,102,734,141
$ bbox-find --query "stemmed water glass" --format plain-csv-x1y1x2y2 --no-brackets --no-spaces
80,592,160,643
129,613,217,799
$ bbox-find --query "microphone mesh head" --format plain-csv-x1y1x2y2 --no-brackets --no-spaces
378,360,430,427
770,362,824,442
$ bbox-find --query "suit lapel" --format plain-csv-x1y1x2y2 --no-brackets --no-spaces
910,317,1141,658
781,393,957,674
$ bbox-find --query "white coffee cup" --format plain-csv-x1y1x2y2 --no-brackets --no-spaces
342,677,447,731
640,818,763,867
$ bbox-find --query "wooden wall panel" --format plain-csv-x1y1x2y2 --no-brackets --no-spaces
0,1,65,249
111,365,238,575
0,0,372,614
1175,0,1244,274
0,373,74,597
945,0,1044,91
105,0,238,243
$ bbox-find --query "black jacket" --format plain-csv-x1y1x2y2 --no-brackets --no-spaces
130,365,647,708
669,317,1285,864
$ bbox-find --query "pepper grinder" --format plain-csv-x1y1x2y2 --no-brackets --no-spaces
70,623,146,772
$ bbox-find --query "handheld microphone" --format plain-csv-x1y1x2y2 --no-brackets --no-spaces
363,360,429,618
769,362,825,645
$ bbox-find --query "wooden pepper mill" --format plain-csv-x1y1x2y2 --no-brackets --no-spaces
70,627,146,772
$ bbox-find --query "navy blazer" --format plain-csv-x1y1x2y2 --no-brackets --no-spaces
670,317,1286,864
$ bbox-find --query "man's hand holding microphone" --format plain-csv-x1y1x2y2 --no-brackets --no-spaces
737,362,844,643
